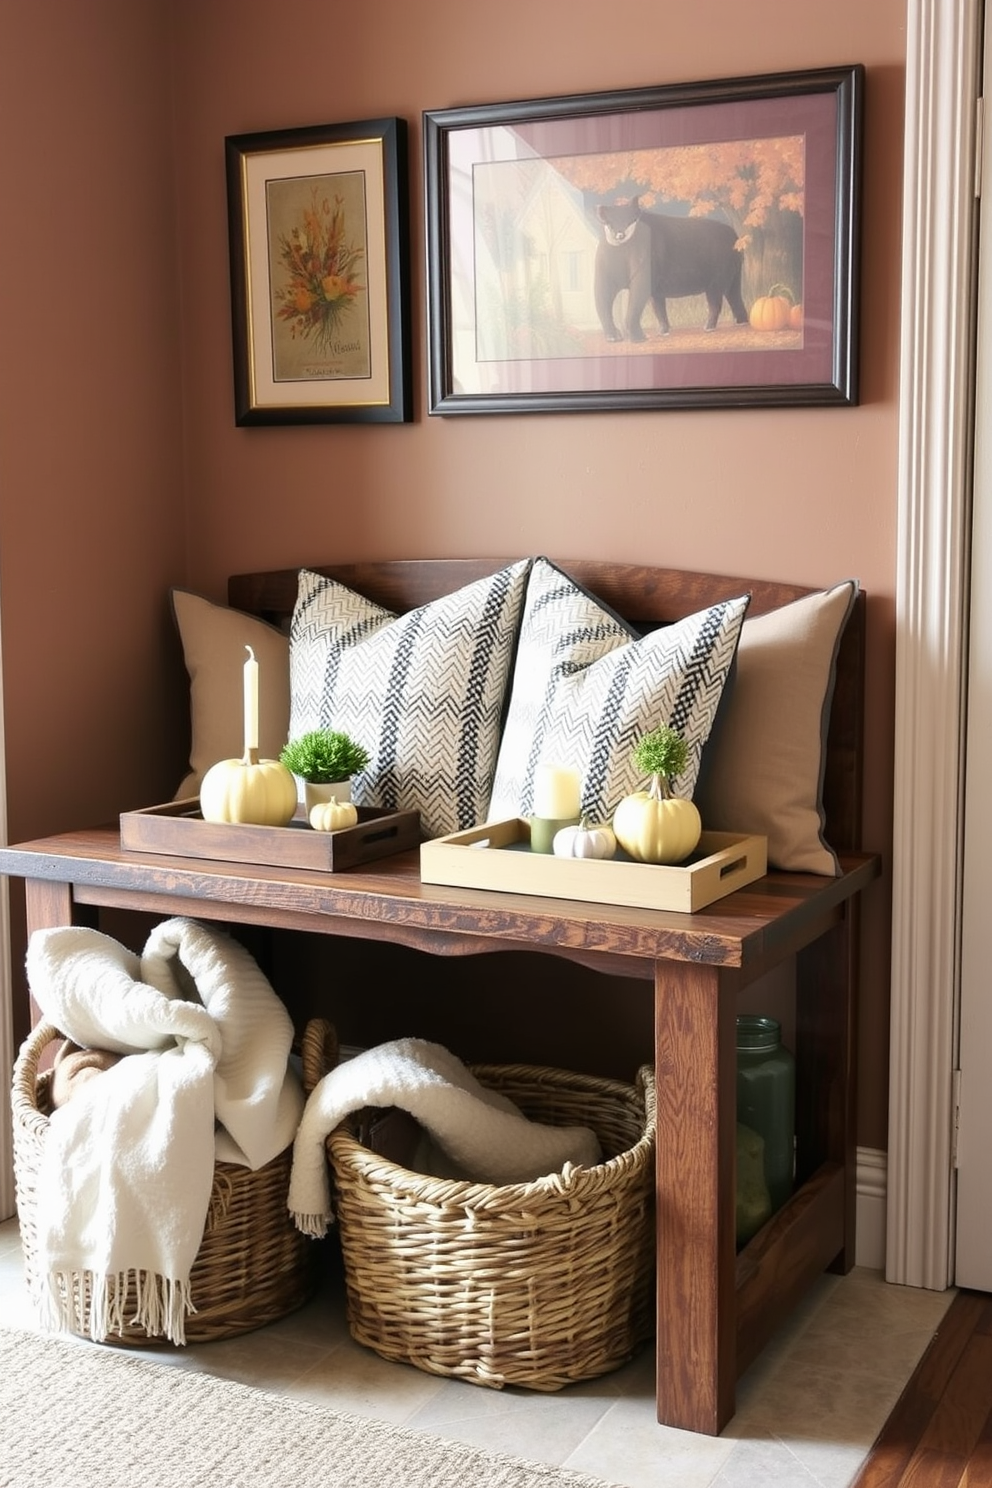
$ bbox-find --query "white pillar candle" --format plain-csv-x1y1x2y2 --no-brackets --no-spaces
243,645,259,754
533,764,581,820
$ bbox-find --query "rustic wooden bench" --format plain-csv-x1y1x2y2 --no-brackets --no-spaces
0,558,879,1434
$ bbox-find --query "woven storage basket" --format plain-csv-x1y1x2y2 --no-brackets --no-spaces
11,1017,337,1345
323,1057,656,1390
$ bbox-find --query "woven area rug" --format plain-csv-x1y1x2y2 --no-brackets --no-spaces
0,1327,620,1488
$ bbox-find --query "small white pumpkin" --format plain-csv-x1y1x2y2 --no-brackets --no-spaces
200,754,298,827
309,799,359,832
552,819,617,860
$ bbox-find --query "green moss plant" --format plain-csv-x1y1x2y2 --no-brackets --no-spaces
279,729,370,784
632,726,689,789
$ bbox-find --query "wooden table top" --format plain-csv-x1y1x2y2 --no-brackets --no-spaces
0,824,881,980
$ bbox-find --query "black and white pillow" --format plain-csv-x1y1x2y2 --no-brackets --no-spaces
488,558,749,825
289,561,531,839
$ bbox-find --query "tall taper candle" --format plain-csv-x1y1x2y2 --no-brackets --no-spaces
244,644,259,754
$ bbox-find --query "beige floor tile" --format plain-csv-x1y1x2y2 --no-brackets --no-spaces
0,1284,43,1334
564,1395,737,1488
712,1436,836,1486
408,1374,626,1466
180,1328,333,1391
765,1272,953,1396
0,1221,26,1261
286,1334,453,1424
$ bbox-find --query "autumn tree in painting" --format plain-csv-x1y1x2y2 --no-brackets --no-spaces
556,135,805,307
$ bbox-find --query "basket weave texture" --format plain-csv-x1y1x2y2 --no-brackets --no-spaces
12,1017,336,1346
323,1055,656,1391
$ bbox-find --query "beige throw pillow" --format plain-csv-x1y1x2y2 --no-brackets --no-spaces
693,581,858,875
171,590,291,798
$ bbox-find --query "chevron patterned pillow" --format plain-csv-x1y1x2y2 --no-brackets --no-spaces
289,560,531,839
487,558,749,827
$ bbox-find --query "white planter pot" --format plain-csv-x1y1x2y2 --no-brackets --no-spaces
303,779,353,814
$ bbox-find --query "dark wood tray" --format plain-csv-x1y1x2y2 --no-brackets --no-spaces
120,799,422,871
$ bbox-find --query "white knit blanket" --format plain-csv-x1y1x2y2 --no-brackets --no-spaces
288,1038,602,1237
25,917,303,1344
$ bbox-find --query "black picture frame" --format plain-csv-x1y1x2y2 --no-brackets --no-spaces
226,117,411,425
424,66,863,415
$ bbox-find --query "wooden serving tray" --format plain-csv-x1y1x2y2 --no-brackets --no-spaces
420,820,767,913
120,799,422,871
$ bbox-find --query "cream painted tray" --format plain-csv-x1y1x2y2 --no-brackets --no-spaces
420,820,767,913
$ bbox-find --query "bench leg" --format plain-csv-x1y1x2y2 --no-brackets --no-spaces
653,959,738,1433
23,879,91,1027
24,879,75,938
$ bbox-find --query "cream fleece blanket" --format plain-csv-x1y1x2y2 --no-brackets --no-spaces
25,917,303,1344
289,1038,602,1237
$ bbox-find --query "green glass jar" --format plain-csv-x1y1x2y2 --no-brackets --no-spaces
736,1122,772,1246
736,1015,795,1217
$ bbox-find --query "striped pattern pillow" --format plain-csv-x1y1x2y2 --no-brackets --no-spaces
488,558,749,826
290,561,531,839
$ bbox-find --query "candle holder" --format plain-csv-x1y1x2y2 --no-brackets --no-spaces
529,814,581,854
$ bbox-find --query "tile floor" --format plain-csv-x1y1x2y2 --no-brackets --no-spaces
0,1215,954,1488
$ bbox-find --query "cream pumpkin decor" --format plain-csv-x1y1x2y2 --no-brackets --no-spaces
612,726,702,865
200,751,298,827
309,799,359,833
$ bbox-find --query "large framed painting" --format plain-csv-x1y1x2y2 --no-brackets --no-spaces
226,117,411,425
424,66,863,415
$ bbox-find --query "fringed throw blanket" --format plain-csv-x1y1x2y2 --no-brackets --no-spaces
288,1038,602,1238
25,917,303,1345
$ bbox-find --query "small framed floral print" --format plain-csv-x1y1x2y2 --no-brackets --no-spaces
226,117,411,424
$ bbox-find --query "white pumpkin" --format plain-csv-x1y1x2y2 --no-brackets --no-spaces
552,820,617,860
309,799,359,832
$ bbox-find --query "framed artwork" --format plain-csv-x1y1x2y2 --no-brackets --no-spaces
424,66,863,415
226,117,411,425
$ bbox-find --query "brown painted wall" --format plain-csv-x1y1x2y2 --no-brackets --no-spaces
0,0,188,837
0,0,906,1148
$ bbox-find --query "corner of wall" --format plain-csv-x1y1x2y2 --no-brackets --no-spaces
857,1146,887,1272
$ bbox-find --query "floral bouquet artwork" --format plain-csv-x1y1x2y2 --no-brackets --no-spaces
268,175,371,380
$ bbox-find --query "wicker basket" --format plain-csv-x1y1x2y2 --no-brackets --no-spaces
324,1059,656,1391
11,1017,337,1345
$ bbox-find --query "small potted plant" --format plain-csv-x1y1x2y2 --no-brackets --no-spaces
279,728,370,814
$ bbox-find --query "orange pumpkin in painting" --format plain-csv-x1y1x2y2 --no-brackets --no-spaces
749,294,792,331
789,303,804,329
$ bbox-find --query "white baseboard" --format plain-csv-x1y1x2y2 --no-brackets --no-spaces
856,1146,887,1271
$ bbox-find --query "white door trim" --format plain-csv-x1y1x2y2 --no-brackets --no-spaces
887,0,982,1289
